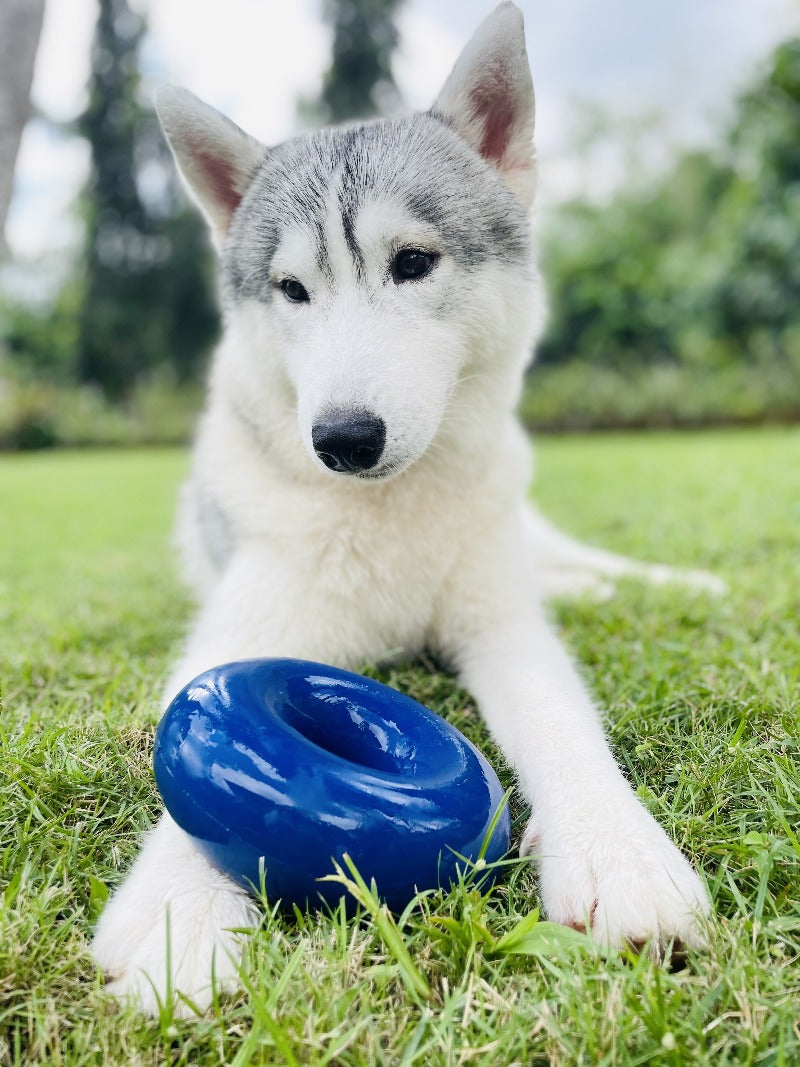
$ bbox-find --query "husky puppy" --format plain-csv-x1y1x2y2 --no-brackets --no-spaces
92,2,716,1014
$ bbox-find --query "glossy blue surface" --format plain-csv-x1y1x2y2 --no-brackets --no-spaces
153,659,510,911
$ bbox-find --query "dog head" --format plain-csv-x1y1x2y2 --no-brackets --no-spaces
157,2,537,481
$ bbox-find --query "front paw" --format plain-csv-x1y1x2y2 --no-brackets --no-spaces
520,797,710,953
92,875,259,1016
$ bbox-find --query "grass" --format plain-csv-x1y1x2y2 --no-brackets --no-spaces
1,431,799,1065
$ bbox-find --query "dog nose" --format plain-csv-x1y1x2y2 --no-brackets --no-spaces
312,411,386,474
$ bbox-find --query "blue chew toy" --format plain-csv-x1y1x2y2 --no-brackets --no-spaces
153,658,510,911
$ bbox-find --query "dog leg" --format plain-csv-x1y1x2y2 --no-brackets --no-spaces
459,617,710,949
92,811,259,1017
437,540,711,952
92,545,407,1015
525,504,726,599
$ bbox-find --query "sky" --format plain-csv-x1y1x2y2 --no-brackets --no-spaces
5,0,800,264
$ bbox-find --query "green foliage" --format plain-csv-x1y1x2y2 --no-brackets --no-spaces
533,37,800,427
711,39,800,341
0,281,84,383
538,150,732,369
520,354,800,433
305,0,404,124
0,374,202,450
73,0,218,399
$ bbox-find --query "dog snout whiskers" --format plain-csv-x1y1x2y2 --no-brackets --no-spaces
312,410,386,474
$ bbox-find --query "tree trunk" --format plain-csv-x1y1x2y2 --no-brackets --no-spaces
0,0,46,253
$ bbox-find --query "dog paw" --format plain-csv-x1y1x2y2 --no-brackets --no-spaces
520,797,710,953
538,570,617,602
642,564,727,597
92,877,258,1016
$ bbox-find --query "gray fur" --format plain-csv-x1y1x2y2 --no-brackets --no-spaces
195,485,235,573
223,114,531,304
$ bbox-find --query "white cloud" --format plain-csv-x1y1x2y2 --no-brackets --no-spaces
393,6,461,111
5,123,90,259
137,0,329,144
29,0,97,120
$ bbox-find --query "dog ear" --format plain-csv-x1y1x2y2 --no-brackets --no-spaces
155,86,265,239
430,1,535,207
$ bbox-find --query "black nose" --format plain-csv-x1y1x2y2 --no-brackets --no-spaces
312,410,386,474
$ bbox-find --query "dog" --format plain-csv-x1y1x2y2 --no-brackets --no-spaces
92,2,718,1015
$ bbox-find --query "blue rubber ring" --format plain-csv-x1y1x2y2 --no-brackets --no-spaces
153,659,511,911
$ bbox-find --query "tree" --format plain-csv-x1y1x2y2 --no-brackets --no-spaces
75,0,218,398
710,39,800,343
0,0,46,253
306,0,405,124
536,37,800,373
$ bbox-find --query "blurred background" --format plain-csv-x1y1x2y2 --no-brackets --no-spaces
0,0,798,449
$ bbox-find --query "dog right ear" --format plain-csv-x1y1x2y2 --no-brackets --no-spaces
430,1,535,207
155,86,265,240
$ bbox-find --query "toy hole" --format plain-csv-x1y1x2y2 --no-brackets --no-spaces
275,685,416,775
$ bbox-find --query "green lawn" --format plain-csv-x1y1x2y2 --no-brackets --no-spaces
1,432,799,1065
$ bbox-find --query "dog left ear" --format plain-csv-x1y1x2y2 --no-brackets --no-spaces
155,86,265,242
430,1,535,207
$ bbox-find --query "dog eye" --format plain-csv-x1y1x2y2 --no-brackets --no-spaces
392,249,437,283
280,278,310,303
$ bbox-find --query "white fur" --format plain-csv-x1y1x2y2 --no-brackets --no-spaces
92,2,716,1016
